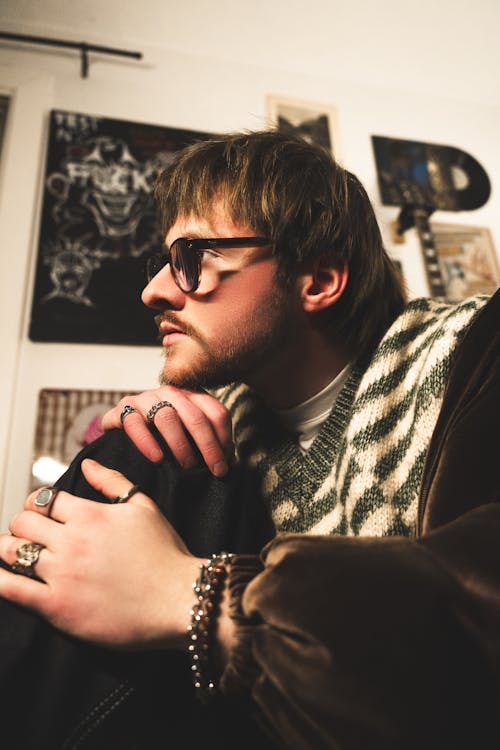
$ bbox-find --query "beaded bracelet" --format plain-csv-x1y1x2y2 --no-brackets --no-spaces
187,551,233,703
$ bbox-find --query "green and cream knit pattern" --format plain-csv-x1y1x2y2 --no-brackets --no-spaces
216,296,488,538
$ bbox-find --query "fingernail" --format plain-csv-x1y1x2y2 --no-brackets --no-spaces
213,460,228,478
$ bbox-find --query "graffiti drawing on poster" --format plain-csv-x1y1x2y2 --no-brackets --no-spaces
29,110,212,344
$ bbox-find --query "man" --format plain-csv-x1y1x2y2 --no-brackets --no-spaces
0,130,499,749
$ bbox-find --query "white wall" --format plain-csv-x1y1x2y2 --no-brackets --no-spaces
1,1,499,527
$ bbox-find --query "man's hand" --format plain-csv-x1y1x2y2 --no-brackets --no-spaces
0,460,203,649
101,386,235,478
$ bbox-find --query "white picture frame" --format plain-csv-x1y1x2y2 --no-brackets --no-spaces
429,222,500,302
265,94,340,157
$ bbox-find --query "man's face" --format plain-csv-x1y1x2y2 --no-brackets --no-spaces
141,203,300,391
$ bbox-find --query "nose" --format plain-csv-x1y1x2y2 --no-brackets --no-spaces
141,263,185,311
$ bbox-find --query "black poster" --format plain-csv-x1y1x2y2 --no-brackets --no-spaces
29,110,212,344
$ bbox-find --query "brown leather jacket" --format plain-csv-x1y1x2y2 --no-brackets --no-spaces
222,289,500,749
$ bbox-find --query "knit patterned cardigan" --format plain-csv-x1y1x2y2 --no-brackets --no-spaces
215,296,488,538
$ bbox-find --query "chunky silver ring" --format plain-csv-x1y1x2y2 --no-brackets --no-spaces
146,400,175,423
120,404,137,425
11,542,45,578
34,486,59,510
111,484,140,504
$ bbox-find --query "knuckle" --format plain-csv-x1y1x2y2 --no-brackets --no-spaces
107,396,141,420
155,406,178,425
25,490,39,509
47,592,73,625
170,437,193,460
212,399,230,417
103,467,125,483
133,432,163,461
2,575,23,601
147,388,172,404
202,443,225,464
6,534,22,559
87,503,105,523
157,385,176,398
211,408,232,432
204,399,231,425
187,411,209,430
116,396,132,411
58,538,92,577
134,430,156,448
74,502,102,526
8,512,22,535
100,408,114,427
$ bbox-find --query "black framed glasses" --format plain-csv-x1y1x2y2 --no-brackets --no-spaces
145,236,269,293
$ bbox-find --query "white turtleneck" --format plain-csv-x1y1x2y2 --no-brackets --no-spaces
274,365,351,452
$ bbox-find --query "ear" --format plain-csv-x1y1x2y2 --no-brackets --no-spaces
299,263,348,313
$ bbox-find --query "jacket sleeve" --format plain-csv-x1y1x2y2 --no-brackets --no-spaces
222,508,500,750
220,294,500,750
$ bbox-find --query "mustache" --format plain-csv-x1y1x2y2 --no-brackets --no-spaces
154,313,199,342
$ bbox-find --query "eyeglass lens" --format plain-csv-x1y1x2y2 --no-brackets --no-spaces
145,241,197,293
170,239,198,292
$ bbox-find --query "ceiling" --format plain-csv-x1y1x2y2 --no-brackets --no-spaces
1,0,500,105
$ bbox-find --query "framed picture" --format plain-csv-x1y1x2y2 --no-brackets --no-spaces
31,387,139,490
266,95,339,155
428,223,500,302
29,110,213,345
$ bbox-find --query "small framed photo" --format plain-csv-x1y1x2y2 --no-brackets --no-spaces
429,223,500,302
31,387,139,490
265,94,339,156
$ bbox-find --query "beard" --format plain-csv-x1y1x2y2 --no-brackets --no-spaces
157,286,295,391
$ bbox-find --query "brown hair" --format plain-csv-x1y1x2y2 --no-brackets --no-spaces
154,130,406,357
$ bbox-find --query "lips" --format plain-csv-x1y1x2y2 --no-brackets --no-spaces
157,317,189,346
156,315,187,336
162,331,186,346
160,323,185,335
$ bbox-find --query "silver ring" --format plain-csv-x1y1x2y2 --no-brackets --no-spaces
11,542,45,578
34,486,59,510
146,400,175,423
111,484,140,504
120,404,137,425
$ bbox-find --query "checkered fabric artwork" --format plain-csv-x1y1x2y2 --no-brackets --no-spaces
31,388,139,489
